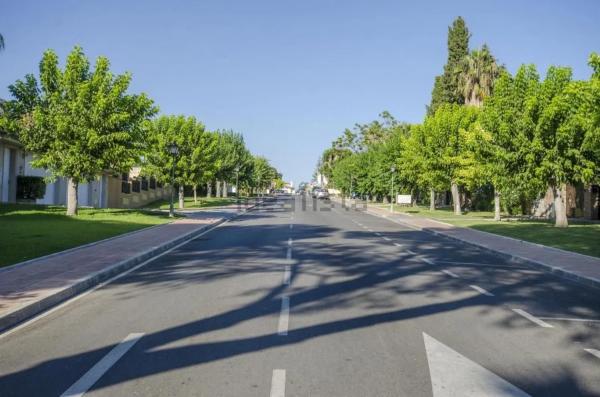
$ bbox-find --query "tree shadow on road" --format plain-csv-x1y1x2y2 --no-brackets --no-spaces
1,200,599,396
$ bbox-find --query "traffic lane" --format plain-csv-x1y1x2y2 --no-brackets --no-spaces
336,204,600,339
0,202,292,396
293,199,600,396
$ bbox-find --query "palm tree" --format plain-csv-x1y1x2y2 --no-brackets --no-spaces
457,44,501,107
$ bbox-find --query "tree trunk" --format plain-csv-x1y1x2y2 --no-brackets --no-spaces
193,184,198,204
66,177,79,216
223,181,228,198
206,182,212,198
451,182,461,215
429,188,436,211
553,183,568,227
216,181,221,197
494,188,501,221
178,185,184,209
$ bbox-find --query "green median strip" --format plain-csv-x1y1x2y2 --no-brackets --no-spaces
0,204,174,268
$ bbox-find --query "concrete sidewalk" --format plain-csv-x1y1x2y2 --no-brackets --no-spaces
360,202,600,290
0,203,258,333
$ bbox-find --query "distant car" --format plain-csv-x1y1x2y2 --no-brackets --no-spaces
316,189,330,200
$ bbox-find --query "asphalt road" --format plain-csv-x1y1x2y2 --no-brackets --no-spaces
1,195,599,396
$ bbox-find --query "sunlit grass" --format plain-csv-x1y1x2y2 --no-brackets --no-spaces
0,204,173,267
145,196,245,210
372,204,600,258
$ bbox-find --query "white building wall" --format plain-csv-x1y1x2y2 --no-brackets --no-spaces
1,147,9,202
23,153,63,205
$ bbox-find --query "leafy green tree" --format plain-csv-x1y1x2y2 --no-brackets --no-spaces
250,155,277,195
428,16,471,114
527,64,599,227
7,46,156,215
400,124,448,210
215,131,251,197
144,115,217,209
421,104,480,214
479,66,541,220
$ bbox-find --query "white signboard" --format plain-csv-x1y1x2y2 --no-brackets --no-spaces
397,194,412,204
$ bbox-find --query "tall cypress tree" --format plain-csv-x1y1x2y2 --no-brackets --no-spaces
427,17,471,115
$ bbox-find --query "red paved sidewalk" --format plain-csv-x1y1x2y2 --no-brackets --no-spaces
0,206,253,332
362,203,600,289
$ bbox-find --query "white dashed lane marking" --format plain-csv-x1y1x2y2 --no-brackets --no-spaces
278,296,290,335
270,369,286,397
441,269,460,278
469,285,494,297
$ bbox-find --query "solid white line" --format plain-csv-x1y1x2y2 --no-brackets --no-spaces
537,317,600,324
288,238,292,247
441,269,460,278
584,349,600,359
367,228,374,232
406,249,417,255
0,219,232,340
278,296,290,335
393,243,403,247
512,309,554,328
286,247,292,260
60,333,144,397
270,369,286,397
382,236,391,241
283,265,291,285
469,285,494,297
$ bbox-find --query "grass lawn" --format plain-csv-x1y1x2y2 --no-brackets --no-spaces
372,204,600,258
0,204,174,268
145,196,246,210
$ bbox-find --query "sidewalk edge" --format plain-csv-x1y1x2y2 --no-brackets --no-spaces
364,207,600,291
0,202,262,334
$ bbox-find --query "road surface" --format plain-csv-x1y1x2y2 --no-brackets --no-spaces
1,196,599,396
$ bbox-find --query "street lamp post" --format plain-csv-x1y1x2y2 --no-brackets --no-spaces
167,142,179,218
235,165,240,201
390,165,396,213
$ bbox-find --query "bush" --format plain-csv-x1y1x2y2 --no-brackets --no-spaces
16,176,46,200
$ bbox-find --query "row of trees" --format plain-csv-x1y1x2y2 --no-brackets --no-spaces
319,17,600,228
0,46,281,215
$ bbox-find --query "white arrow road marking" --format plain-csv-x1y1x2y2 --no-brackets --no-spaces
270,369,286,397
61,333,144,397
423,332,530,397
584,349,600,360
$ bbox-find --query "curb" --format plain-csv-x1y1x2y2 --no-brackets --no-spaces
363,207,600,291
0,201,264,334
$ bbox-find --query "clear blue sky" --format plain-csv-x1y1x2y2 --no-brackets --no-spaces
1,1,599,185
